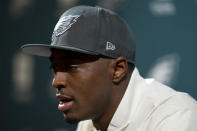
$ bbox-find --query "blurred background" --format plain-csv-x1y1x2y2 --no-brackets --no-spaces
1,0,197,130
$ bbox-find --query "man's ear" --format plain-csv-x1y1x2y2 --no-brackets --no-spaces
112,57,128,84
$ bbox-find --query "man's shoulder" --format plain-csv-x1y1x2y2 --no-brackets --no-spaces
140,77,197,111
132,74,197,121
137,78,197,130
143,92,197,131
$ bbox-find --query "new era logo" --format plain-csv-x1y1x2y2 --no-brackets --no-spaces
106,41,116,51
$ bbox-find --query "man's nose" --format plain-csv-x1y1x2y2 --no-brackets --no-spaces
52,72,67,89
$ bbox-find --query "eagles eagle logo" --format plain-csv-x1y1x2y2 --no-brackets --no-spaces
51,15,80,42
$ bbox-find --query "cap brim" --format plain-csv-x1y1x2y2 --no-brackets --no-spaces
21,44,99,57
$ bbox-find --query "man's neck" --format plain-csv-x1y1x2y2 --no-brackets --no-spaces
92,110,114,131
92,74,132,131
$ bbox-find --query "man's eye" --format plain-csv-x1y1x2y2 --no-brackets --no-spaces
49,64,78,72
67,65,79,70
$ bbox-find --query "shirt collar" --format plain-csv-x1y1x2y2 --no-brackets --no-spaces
108,67,140,130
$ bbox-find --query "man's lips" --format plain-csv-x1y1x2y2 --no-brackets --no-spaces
56,94,74,112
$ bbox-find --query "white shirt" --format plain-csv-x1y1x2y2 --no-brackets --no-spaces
77,68,197,131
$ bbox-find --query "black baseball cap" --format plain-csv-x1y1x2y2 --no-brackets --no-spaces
21,5,136,63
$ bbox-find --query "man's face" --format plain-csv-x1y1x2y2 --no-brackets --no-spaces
50,49,113,124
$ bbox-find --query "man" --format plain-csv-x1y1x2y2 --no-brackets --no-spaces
21,5,197,131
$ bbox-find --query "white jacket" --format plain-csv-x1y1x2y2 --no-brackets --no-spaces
77,68,197,131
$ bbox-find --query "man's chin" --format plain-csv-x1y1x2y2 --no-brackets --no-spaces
63,114,80,124
64,118,80,124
